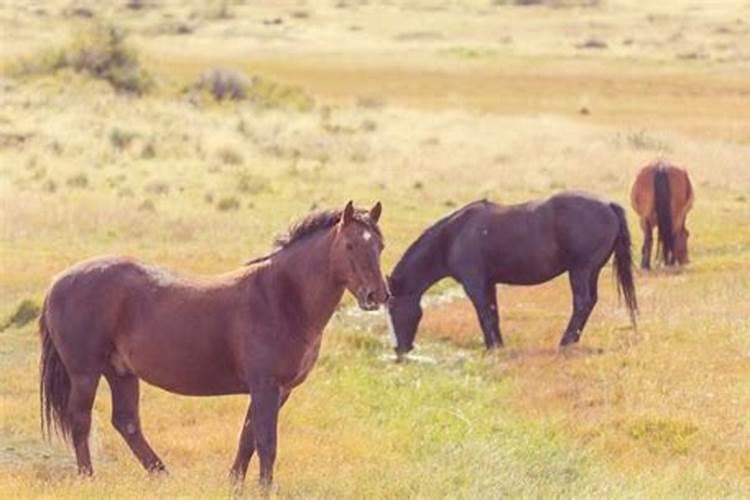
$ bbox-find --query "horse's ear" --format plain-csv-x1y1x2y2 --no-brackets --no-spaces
342,200,355,227
369,201,382,223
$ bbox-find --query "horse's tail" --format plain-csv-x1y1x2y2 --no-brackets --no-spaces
654,165,674,264
610,203,638,330
39,297,72,443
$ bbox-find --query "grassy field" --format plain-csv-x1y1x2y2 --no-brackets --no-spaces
1,0,750,497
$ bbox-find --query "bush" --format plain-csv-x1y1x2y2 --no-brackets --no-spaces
217,145,244,165
237,172,269,194
193,68,315,111
7,49,67,78
110,127,138,150
217,196,240,211
7,23,153,95
2,299,40,331
68,24,153,94
197,69,251,101
66,173,89,188
138,199,155,212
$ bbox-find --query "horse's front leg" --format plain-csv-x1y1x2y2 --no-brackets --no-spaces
248,378,284,489
230,388,291,490
462,277,503,349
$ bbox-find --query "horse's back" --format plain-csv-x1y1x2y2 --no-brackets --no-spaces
449,193,618,283
546,191,620,250
48,256,153,304
631,162,693,219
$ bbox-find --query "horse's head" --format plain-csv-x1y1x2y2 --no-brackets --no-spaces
332,201,389,311
385,276,422,361
674,227,690,265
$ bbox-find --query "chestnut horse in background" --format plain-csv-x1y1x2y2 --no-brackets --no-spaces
39,201,388,488
631,161,694,269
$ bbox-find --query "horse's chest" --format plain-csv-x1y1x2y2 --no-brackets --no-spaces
283,337,322,388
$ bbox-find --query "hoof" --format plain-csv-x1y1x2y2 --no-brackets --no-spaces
559,337,578,347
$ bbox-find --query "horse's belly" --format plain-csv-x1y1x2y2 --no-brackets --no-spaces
490,254,567,286
135,365,247,396
113,338,247,396
493,268,566,286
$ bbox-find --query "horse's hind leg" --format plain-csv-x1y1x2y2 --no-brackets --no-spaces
104,370,166,473
68,373,101,475
577,268,601,336
559,269,596,346
640,219,653,270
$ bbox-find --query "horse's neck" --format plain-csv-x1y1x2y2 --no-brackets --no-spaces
265,230,345,334
393,233,449,298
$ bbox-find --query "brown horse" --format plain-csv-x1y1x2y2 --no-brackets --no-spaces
630,161,694,269
39,201,388,487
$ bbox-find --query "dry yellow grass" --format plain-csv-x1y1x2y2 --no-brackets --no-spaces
1,0,750,497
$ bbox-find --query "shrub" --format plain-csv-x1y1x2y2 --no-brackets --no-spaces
624,130,672,152
7,49,67,78
2,299,40,331
196,69,250,101
138,199,155,212
141,140,156,159
193,69,315,111
42,179,57,193
217,145,244,165
110,127,138,150
7,23,153,95
360,119,378,132
217,196,240,211
237,172,269,194
66,173,88,188
251,76,315,111
68,24,153,94
145,180,169,195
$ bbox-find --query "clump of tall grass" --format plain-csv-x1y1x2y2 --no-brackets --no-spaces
192,68,315,111
110,127,138,150
195,69,250,101
236,172,270,194
216,196,240,211
1,299,40,331
66,173,88,188
7,23,153,95
216,145,244,165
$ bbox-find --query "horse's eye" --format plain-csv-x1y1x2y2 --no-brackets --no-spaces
346,242,353,251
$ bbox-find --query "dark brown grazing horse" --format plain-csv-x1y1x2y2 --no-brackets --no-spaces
39,201,388,488
630,161,694,269
386,193,638,356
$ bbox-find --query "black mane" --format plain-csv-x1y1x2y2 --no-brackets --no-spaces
246,207,381,266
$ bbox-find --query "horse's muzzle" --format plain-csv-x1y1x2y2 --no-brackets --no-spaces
394,344,413,362
357,285,390,311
